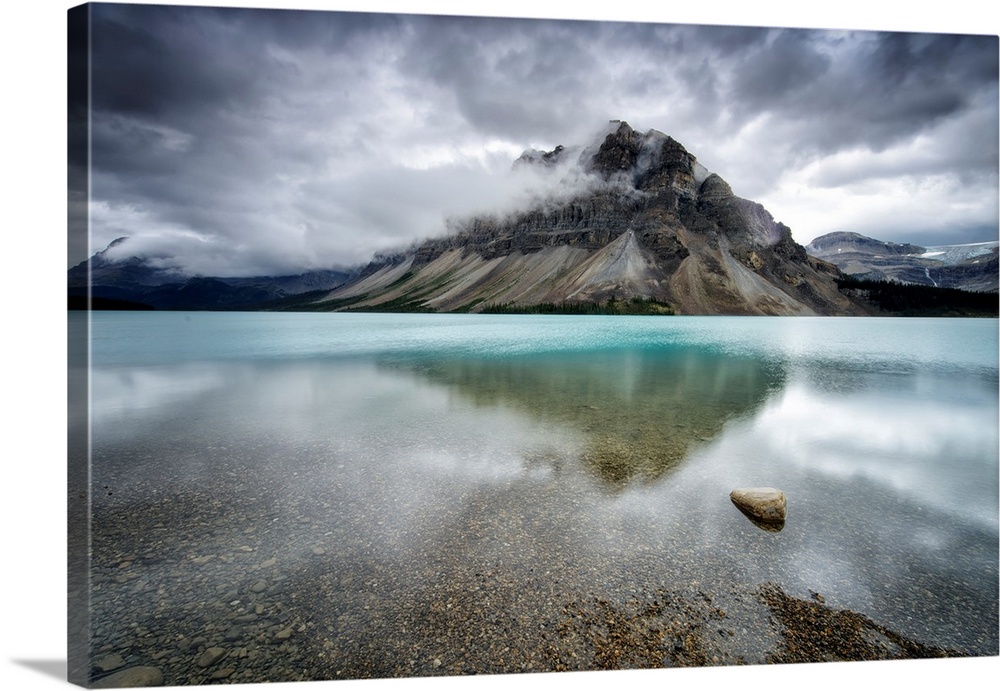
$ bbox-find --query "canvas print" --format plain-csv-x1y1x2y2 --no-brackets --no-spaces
67,2,999,688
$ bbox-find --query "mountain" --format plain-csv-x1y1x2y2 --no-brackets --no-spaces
67,237,354,310
806,231,998,293
313,121,868,316
67,237,186,290
70,122,996,315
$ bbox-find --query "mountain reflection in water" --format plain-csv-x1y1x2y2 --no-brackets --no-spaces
387,347,784,488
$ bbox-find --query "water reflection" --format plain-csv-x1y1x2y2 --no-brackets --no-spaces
737,513,784,532
751,368,1000,532
90,364,228,427
647,365,999,653
89,359,583,515
390,346,785,489
83,315,999,679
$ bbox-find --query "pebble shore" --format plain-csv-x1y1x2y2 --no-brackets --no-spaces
87,491,965,687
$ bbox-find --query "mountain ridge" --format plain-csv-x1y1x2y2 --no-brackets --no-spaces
68,120,997,315
806,231,998,293
67,237,354,310
314,120,866,316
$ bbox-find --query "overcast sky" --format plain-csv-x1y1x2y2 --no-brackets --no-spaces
71,1,999,277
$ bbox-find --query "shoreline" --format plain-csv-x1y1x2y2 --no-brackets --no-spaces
86,542,977,687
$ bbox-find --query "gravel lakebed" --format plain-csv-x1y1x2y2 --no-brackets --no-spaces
86,474,966,687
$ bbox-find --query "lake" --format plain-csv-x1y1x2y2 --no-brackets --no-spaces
75,312,999,683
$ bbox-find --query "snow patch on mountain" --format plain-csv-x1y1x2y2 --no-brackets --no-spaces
912,241,999,265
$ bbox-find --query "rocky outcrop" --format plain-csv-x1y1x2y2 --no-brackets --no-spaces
317,120,873,315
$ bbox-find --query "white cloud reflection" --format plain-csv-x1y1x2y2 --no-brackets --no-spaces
747,377,999,531
90,365,228,428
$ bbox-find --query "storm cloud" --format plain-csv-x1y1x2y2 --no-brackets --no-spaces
71,1,999,276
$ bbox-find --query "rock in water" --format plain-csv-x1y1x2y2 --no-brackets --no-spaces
196,647,227,668
92,653,126,674
730,487,786,525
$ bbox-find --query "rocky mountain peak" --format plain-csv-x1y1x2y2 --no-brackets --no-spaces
588,120,643,178
514,144,568,168
79,236,150,274
314,120,873,316
576,121,706,204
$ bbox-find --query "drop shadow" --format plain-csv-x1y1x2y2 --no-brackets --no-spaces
10,659,67,682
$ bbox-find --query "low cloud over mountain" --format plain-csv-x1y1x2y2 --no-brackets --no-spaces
313,121,868,316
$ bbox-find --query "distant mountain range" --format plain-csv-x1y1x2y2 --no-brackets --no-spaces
67,237,354,310
69,120,997,315
805,232,998,293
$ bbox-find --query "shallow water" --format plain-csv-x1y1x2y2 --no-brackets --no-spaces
78,312,999,680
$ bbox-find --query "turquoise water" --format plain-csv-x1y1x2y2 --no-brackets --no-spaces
78,312,999,669
87,312,997,370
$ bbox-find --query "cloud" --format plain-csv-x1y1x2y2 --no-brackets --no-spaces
730,29,833,108
75,2,998,275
